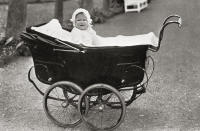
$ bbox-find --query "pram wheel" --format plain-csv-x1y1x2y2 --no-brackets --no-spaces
43,81,83,128
78,84,126,131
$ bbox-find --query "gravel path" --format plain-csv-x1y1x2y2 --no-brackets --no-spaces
1,0,200,130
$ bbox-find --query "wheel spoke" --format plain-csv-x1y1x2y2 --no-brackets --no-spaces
44,81,83,128
53,87,60,99
62,88,69,99
78,83,126,130
69,94,77,101
104,93,114,102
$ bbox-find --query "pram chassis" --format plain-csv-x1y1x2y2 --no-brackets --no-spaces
21,15,182,131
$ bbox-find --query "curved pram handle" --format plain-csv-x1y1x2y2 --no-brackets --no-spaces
149,14,182,52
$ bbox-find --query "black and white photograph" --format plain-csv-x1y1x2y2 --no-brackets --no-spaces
0,0,199,131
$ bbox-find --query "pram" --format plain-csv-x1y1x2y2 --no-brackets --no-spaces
21,15,182,131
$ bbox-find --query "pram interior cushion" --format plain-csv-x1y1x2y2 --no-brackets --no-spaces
31,19,158,47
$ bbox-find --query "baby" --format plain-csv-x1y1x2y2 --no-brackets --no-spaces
70,8,158,47
70,8,98,46
32,8,158,47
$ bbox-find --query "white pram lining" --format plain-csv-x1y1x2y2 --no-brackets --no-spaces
31,19,158,47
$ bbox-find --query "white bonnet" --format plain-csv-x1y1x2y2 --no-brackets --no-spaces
70,8,92,27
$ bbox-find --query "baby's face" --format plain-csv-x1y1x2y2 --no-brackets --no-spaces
75,13,89,30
